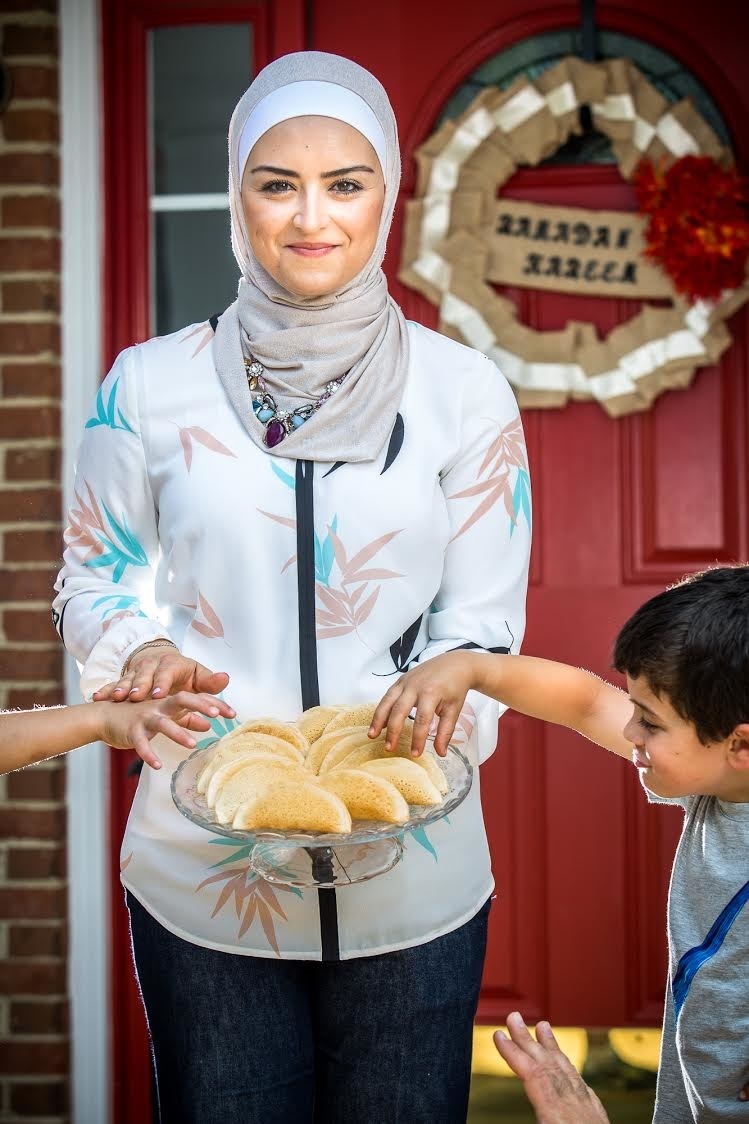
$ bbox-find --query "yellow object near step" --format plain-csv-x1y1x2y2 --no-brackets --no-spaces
608,1028,661,1072
471,1025,589,1078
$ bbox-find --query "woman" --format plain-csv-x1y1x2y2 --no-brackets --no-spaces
54,51,531,1123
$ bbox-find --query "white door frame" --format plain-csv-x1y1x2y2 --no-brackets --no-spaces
60,0,110,1119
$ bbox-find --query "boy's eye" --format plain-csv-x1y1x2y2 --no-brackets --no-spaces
638,716,659,733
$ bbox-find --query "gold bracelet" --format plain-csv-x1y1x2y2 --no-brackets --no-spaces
120,639,177,678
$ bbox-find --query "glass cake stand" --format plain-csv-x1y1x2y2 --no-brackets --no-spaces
171,740,472,888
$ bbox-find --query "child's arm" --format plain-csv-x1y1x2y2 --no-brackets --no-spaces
370,651,633,759
0,691,236,775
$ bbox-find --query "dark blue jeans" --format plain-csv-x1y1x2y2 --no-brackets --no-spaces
127,891,491,1124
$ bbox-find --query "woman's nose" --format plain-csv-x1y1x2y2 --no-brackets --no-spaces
293,189,326,232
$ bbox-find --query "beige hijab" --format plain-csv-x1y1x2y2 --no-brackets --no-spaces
212,52,409,463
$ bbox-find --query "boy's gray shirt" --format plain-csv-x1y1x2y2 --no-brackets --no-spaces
651,793,749,1121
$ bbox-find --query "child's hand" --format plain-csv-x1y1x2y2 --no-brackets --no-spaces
369,652,475,757
99,692,236,770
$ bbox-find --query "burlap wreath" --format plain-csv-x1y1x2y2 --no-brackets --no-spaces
399,56,749,416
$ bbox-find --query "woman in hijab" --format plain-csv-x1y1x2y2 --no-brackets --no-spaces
54,52,531,1123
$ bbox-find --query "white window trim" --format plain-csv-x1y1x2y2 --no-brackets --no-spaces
60,0,110,1120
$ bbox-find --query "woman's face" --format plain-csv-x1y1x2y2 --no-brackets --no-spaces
241,115,385,299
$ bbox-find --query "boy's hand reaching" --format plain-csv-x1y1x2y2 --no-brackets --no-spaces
99,691,236,770
369,651,476,757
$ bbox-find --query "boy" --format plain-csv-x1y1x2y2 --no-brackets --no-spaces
0,690,235,775
370,565,749,1120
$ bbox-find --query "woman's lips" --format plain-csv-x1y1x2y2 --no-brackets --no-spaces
286,243,338,257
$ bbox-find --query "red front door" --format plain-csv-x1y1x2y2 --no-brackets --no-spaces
103,0,749,1116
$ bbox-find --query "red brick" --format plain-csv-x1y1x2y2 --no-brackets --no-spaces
0,806,65,843
7,848,65,880
0,488,60,522
0,960,66,993
0,405,59,440
0,1039,68,1075
0,648,62,680
7,63,58,100
2,279,59,315
4,528,63,563
4,604,60,641
0,151,58,186
0,321,60,355
5,447,61,482
2,195,60,231
10,999,68,1035
9,924,66,958
0,567,58,601
10,1080,69,1115
0,237,60,272
2,362,61,398
3,108,58,144
0,886,65,921
3,25,58,58
6,765,64,801
7,686,63,708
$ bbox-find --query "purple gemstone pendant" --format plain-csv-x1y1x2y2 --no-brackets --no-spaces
264,419,286,448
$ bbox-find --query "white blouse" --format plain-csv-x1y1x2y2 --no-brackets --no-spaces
54,319,531,959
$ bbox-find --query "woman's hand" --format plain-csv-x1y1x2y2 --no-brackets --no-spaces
99,691,236,770
494,1012,610,1124
93,647,230,703
369,651,477,757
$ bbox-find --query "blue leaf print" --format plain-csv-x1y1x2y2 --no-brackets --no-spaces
195,713,241,751
409,825,438,861
91,593,145,621
510,468,531,536
84,504,149,583
314,515,338,586
85,377,137,433
208,839,255,867
271,461,296,490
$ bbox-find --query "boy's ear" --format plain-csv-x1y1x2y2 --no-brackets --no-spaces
727,724,749,770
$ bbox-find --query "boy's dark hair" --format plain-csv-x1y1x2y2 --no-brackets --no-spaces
613,565,749,744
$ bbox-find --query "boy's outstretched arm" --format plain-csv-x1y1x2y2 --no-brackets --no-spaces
0,692,236,775
370,651,633,759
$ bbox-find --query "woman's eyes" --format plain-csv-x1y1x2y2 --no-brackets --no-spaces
258,179,364,196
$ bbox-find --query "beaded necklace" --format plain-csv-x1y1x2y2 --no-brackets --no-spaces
244,355,348,449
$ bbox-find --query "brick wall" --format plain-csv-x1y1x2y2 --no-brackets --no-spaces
0,2,69,1121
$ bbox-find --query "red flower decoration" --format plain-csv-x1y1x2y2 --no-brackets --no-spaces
634,156,749,302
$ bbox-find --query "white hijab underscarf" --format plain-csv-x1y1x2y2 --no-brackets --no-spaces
212,51,410,463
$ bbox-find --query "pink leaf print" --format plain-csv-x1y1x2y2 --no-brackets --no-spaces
318,625,356,639
120,852,133,872
256,880,288,920
342,567,402,585
257,900,281,956
180,429,193,472
66,482,107,560
450,485,505,543
353,586,380,626
179,427,236,472
180,321,215,358
328,528,349,573
190,592,224,640
449,473,508,500
316,584,351,616
258,510,297,530
281,554,297,573
342,530,402,580
239,896,258,939
102,609,138,633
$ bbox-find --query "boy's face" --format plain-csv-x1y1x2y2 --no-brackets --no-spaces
623,675,735,800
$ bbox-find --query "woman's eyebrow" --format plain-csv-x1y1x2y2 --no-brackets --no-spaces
322,164,376,177
249,164,299,176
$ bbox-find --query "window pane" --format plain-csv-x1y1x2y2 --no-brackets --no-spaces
150,23,252,195
154,210,238,336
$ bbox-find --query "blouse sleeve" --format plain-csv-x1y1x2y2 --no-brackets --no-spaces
416,355,532,763
52,346,171,698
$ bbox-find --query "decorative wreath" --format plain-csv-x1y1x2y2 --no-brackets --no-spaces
398,56,749,416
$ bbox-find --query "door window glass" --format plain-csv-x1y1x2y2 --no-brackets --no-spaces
148,24,252,333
